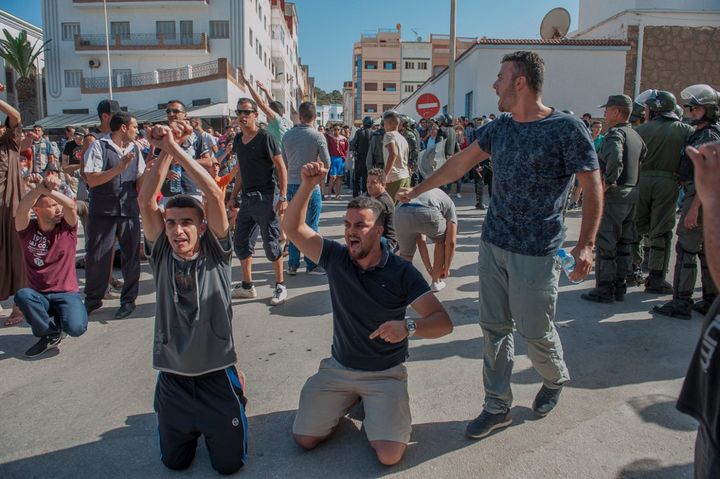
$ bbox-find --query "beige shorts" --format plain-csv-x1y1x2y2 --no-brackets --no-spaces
292,357,412,444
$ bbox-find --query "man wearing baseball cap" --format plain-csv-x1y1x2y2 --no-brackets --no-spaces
582,95,647,303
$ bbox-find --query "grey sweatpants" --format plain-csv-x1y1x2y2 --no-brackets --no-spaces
478,239,570,414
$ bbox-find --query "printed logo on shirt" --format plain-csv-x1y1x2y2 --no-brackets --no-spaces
700,314,720,371
232,417,240,427
27,231,50,267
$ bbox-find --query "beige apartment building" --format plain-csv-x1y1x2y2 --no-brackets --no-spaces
429,34,477,75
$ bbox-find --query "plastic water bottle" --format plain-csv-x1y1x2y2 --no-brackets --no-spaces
557,249,581,284
169,164,182,194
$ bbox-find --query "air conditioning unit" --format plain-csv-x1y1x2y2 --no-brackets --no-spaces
88,58,101,69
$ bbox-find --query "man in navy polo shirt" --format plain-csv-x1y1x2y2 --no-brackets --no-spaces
282,161,453,466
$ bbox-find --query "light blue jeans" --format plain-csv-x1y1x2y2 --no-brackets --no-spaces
287,184,322,270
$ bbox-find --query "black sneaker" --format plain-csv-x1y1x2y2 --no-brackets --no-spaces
465,410,512,439
653,299,693,319
692,299,714,316
84,300,102,316
114,302,136,319
25,334,62,358
532,385,563,417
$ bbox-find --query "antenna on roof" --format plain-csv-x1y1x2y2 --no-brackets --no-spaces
540,7,570,40
411,28,422,42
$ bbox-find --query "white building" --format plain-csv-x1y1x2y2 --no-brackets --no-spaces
316,103,343,127
39,0,302,124
0,9,45,119
400,40,432,100
394,39,629,121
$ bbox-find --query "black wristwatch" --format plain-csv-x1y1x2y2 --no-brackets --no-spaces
405,318,417,337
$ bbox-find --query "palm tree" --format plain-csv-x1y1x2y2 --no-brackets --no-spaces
0,29,49,123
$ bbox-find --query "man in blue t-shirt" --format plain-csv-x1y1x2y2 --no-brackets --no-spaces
399,51,603,440
282,161,453,466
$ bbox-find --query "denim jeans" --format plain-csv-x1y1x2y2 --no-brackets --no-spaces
14,288,88,338
287,184,322,270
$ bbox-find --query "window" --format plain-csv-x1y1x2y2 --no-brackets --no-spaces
62,23,80,41
210,20,229,39
364,104,377,113
249,28,253,46
418,61,428,70
64,70,82,88
4,68,13,93
156,21,176,40
364,61,377,70
383,83,397,92
110,22,130,39
112,69,132,88
404,61,414,69
364,82,377,92
192,98,212,106
382,104,395,112
383,61,397,70
464,91,473,118
404,84,414,93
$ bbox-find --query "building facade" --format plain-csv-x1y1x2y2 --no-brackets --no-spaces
0,9,45,121
40,0,307,122
400,40,431,100
315,103,343,127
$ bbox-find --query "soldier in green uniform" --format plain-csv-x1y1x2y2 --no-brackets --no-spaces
627,100,649,286
399,115,420,185
582,95,647,303
635,90,694,293
654,84,720,318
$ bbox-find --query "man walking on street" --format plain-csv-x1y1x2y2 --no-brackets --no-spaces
382,112,410,201
228,98,288,305
350,116,373,197
83,112,144,319
399,51,603,439
581,95,646,303
282,102,330,275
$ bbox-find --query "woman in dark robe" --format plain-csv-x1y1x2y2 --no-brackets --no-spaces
0,84,27,326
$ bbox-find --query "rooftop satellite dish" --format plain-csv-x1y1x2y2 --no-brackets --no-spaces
540,7,571,40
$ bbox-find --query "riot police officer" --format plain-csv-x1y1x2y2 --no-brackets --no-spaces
399,115,420,186
350,116,373,197
582,95,647,303
635,90,694,293
654,84,720,318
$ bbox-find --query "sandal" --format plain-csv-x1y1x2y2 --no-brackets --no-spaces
3,307,24,327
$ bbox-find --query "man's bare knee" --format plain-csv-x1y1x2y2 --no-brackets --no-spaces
294,434,323,450
371,440,406,466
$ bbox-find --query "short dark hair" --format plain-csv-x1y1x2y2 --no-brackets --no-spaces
591,120,603,127
97,99,121,118
165,194,205,220
65,126,75,133
269,100,285,116
110,111,135,132
367,168,386,183
166,99,186,110
501,51,545,93
347,196,384,223
298,102,316,122
237,97,258,111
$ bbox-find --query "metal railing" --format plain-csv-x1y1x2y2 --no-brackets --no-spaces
82,59,223,90
75,33,207,49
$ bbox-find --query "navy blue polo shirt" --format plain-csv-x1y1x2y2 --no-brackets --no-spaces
317,238,431,371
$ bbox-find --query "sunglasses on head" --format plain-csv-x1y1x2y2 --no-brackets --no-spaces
166,108,184,114
236,109,256,116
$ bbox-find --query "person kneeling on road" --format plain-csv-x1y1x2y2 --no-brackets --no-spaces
14,173,88,357
282,161,453,466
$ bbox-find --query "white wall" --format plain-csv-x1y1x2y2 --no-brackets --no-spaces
577,0,720,33
395,45,628,121
573,10,720,39
400,41,431,99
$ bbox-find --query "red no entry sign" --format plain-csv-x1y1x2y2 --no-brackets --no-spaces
416,93,441,119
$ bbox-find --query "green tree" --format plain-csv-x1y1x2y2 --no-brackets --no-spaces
0,29,49,123
315,86,343,105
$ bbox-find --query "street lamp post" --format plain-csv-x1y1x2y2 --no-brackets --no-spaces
103,0,113,99
448,0,456,117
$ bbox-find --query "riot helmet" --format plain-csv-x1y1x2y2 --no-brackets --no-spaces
362,116,373,128
681,84,720,124
637,89,678,120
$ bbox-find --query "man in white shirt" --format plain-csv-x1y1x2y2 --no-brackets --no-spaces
382,111,410,201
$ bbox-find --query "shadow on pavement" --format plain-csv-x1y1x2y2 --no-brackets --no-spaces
616,458,693,478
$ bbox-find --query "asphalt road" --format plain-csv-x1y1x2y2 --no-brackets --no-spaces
0,187,702,478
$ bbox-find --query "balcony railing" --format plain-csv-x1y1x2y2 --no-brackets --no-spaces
74,0,207,4
81,58,225,92
75,33,208,51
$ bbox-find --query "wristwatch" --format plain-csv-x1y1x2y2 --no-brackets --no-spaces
278,195,288,202
405,318,417,337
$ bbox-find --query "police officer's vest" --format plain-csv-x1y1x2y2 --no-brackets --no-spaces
612,124,644,187
88,140,140,217
678,123,720,183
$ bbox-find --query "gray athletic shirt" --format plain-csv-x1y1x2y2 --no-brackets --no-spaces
146,231,236,376
282,124,331,185
407,188,457,223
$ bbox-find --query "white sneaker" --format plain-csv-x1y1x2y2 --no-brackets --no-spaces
431,280,446,292
270,284,287,306
456,193,462,199
232,284,257,299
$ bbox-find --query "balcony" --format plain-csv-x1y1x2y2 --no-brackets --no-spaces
73,0,208,6
81,58,229,93
75,33,209,53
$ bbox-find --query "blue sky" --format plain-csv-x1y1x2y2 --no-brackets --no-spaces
3,0,579,91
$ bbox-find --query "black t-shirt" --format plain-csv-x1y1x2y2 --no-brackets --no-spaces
677,297,720,453
62,140,83,165
233,129,280,194
318,238,430,371
374,191,397,250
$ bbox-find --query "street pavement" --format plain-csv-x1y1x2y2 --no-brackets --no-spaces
0,186,702,478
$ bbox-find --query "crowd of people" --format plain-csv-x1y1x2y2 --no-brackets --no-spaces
0,49,719,476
